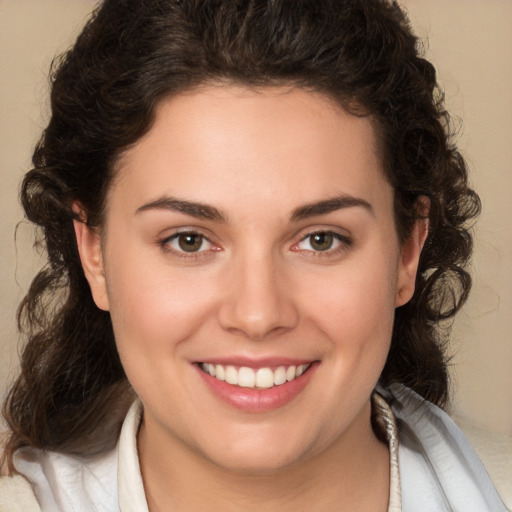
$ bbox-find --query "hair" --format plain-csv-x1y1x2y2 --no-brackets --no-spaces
2,0,480,470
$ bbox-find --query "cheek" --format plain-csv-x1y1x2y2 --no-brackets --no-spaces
104,262,220,408
297,248,399,394
304,254,398,339
104,253,217,358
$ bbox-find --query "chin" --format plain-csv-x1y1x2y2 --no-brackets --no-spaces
209,448,306,475
195,426,320,474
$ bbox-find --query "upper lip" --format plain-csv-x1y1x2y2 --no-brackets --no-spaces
195,356,316,369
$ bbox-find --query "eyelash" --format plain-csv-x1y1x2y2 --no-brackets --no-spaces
159,229,352,260
292,230,352,257
159,230,217,260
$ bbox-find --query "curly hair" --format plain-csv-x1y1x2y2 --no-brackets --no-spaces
2,0,480,468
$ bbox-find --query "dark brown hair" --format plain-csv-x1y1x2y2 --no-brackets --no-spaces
2,0,480,469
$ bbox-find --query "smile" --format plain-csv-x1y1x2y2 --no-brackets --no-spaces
199,363,311,389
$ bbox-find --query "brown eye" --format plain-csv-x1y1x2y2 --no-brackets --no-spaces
309,232,334,251
293,230,351,255
162,231,216,257
177,233,204,252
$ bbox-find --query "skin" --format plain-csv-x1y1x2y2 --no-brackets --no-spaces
75,86,427,511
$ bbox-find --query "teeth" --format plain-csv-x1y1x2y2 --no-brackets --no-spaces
256,368,274,389
296,364,308,377
238,367,255,388
215,364,225,381
274,366,287,385
200,362,311,389
225,365,237,385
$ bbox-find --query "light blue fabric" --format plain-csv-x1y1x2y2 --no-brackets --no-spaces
384,384,508,512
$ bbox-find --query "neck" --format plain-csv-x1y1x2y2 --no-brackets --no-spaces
138,400,389,512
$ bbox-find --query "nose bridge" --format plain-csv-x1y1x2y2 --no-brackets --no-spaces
218,245,298,339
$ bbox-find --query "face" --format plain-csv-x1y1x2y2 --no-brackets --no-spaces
77,86,423,473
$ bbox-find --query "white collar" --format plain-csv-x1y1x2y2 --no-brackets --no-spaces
117,395,402,512
118,401,148,512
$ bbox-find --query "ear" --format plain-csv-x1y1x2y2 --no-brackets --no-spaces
72,204,110,311
395,197,430,307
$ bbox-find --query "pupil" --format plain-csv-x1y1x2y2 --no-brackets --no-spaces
178,234,202,252
311,232,333,251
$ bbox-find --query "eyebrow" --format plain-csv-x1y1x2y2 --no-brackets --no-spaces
290,195,374,221
135,193,373,223
135,196,227,222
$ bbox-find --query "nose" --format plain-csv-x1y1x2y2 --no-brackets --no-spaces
217,252,299,340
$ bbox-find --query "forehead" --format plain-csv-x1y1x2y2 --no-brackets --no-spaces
111,85,390,219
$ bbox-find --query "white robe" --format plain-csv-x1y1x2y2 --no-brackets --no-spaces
0,385,508,511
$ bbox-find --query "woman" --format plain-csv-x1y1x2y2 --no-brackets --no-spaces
0,0,507,511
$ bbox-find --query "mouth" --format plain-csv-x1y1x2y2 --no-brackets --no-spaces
195,358,319,411
199,362,312,390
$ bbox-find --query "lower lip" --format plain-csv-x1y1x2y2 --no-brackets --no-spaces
196,363,318,412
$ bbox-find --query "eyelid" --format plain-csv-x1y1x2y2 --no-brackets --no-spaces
159,228,221,258
291,228,353,255
295,225,352,243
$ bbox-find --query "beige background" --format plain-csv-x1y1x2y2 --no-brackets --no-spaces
1,0,511,436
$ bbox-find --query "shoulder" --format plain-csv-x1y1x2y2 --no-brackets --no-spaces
0,473,41,512
383,384,510,512
453,415,512,512
10,445,119,512
0,432,40,512
0,400,143,512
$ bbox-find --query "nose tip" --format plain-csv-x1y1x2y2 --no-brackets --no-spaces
217,263,299,340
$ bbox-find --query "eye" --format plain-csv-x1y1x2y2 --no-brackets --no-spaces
304,232,335,251
163,232,214,253
293,230,351,254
